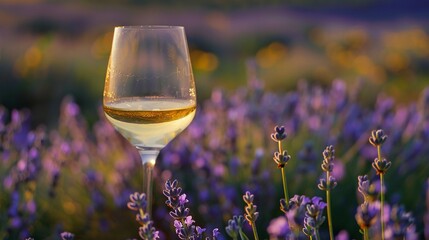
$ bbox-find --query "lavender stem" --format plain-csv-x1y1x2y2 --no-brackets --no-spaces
326,172,334,240
377,145,385,240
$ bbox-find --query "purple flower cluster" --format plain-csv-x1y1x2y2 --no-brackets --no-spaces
1,74,429,239
303,197,326,239
163,179,219,240
127,192,159,240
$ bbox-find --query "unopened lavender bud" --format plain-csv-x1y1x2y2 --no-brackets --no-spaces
372,157,391,175
243,191,254,205
322,145,335,162
369,129,387,147
280,198,295,213
271,126,287,142
273,150,291,168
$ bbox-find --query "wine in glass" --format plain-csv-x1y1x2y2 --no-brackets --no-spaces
102,26,196,213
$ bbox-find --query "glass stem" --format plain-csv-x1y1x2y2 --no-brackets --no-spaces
138,148,159,216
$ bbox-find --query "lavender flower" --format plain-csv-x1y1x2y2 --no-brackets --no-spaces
270,125,291,209
226,215,247,240
369,128,390,240
60,232,75,240
128,192,147,212
389,205,415,239
358,175,381,203
283,194,311,229
243,191,259,240
369,129,387,147
273,150,291,168
372,157,391,175
318,145,337,240
243,191,259,224
164,179,213,240
358,175,371,200
270,126,287,142
302,197,326,240
267,216,292,239
280,198,294,213
127,192,159,240
355,202,379,230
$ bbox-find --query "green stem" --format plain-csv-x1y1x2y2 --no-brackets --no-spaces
377,146,381,163
139,208,146,225
380,173,385,240
251,224,259,240
377,145,385,240
278,140,290,207
239,229,250,240
315,228,321,240
281,167,290,207
363,228,369,240
326,171,334,240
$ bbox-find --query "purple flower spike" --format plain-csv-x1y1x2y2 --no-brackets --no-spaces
243,191,259,225
358,175,370,199
321,145,335,172
302,195,326,236
164,179,214,240
226,215,245,238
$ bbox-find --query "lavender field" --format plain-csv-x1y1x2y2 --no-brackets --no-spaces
1,77,429,239
1,1,429,240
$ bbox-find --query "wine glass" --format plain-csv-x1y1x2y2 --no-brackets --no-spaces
102,26,196,214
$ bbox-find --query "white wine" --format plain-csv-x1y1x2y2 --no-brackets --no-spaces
103,97,196,149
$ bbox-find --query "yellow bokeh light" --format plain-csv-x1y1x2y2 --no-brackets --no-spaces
91,31,114,59
191,50,219,72
63,201,77,214
24,46,42,68
14,45,43,77
256,42,287,68
384,52,409,72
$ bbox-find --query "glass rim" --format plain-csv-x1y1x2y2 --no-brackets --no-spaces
114,25,184,30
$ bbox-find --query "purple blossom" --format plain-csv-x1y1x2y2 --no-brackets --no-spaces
60,232,75,240
164,179,211,240
127,192,147,212
270,126,287,142
355,202,379,229
267,216,292,239
369,129,388,147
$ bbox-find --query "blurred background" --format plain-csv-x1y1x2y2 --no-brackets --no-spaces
1,1,429,239
1,0,429,126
